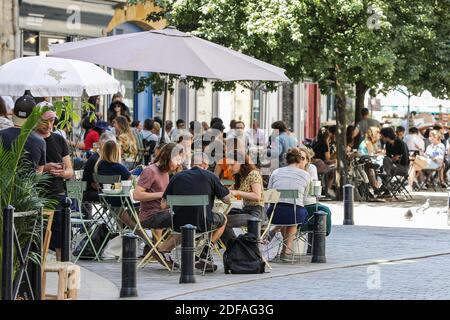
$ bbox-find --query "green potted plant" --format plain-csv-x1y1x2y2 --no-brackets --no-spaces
0,107,56,299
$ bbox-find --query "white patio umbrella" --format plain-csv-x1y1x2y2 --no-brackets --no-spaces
48,27,290,140
0,56,122,97
49,27,290,82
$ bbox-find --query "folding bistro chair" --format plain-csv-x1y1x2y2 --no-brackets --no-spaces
66,180,103,262
266,189,312,264
166,195,221,275
93,173,122,229
258,189,281,269
130,190,172,271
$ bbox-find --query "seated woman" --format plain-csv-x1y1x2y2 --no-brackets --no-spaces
312,127,336,198
221,151,265,246
265,148,310,258
358,127,382,191
69,120,109,152
130,143,184,267
410,130,446,189
95,139,132,215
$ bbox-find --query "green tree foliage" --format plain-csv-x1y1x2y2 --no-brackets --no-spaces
129,0,449,195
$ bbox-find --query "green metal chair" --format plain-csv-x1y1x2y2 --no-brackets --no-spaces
267,188,313,264
166,194,221,275
66,180,103,262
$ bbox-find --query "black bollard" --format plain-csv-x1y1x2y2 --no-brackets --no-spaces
29,241,41,300
307,232,313,255
2,205,14,300
180,224,196,284
343,184,355,225
311,211,327,263
60,197,72,262
247,217,262,241
120,233,138,298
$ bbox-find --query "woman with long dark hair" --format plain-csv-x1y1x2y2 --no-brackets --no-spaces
221,150,265,245
108,100,131,125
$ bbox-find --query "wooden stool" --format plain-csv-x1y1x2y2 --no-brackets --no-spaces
41,210,81,300
42,262,80,300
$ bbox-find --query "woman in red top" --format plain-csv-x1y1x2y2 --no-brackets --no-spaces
69,120,109,150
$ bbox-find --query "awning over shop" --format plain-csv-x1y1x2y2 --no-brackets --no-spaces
19,0,116,38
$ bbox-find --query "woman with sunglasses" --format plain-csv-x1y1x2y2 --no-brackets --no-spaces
265,148,311,259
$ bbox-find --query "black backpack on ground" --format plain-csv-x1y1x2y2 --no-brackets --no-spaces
73,223,115,260
223,233,265,274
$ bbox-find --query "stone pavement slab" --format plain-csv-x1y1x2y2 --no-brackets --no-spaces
76,224,450,300
47,191,450,300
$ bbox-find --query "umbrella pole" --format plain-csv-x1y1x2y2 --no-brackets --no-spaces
160,75,169,143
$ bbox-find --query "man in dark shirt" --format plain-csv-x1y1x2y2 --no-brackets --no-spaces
380,127,410,176
0,95,46,172
161,152,231,272
35,110,74,260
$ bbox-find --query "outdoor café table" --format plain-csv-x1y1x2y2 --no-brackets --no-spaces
98,190,140,236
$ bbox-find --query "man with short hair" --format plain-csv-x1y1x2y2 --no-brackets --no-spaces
380,127,410,177
271,120,297,167
404,127,425,154
0,95,46,172
170,118,185,142
35,109,74,260
353,108,380,147
160,152,231,272
395,126,406,140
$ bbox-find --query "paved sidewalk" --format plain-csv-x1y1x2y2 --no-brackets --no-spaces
48,192,450,300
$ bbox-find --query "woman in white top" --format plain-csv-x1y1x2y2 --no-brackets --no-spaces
266,147,311,257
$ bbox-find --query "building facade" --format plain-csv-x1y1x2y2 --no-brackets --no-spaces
1,0,338,143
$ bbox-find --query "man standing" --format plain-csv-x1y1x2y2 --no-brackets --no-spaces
35,109,74,260
0,95,46,172
161,152,231,272
353,108,381,147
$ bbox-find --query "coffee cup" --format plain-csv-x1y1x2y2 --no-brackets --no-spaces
103,184,112,191
122,180,132,194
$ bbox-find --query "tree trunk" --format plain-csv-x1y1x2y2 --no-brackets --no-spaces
335,89,348,201
354,81,368,124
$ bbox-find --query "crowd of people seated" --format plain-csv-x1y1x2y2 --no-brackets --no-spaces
5,90,449,271
309,108,450,200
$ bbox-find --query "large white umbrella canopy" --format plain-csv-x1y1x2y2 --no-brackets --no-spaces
48,27,290,82
0,56,122,97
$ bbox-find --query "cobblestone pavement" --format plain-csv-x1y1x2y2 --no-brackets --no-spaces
170,254,450,300
73,192,450,299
